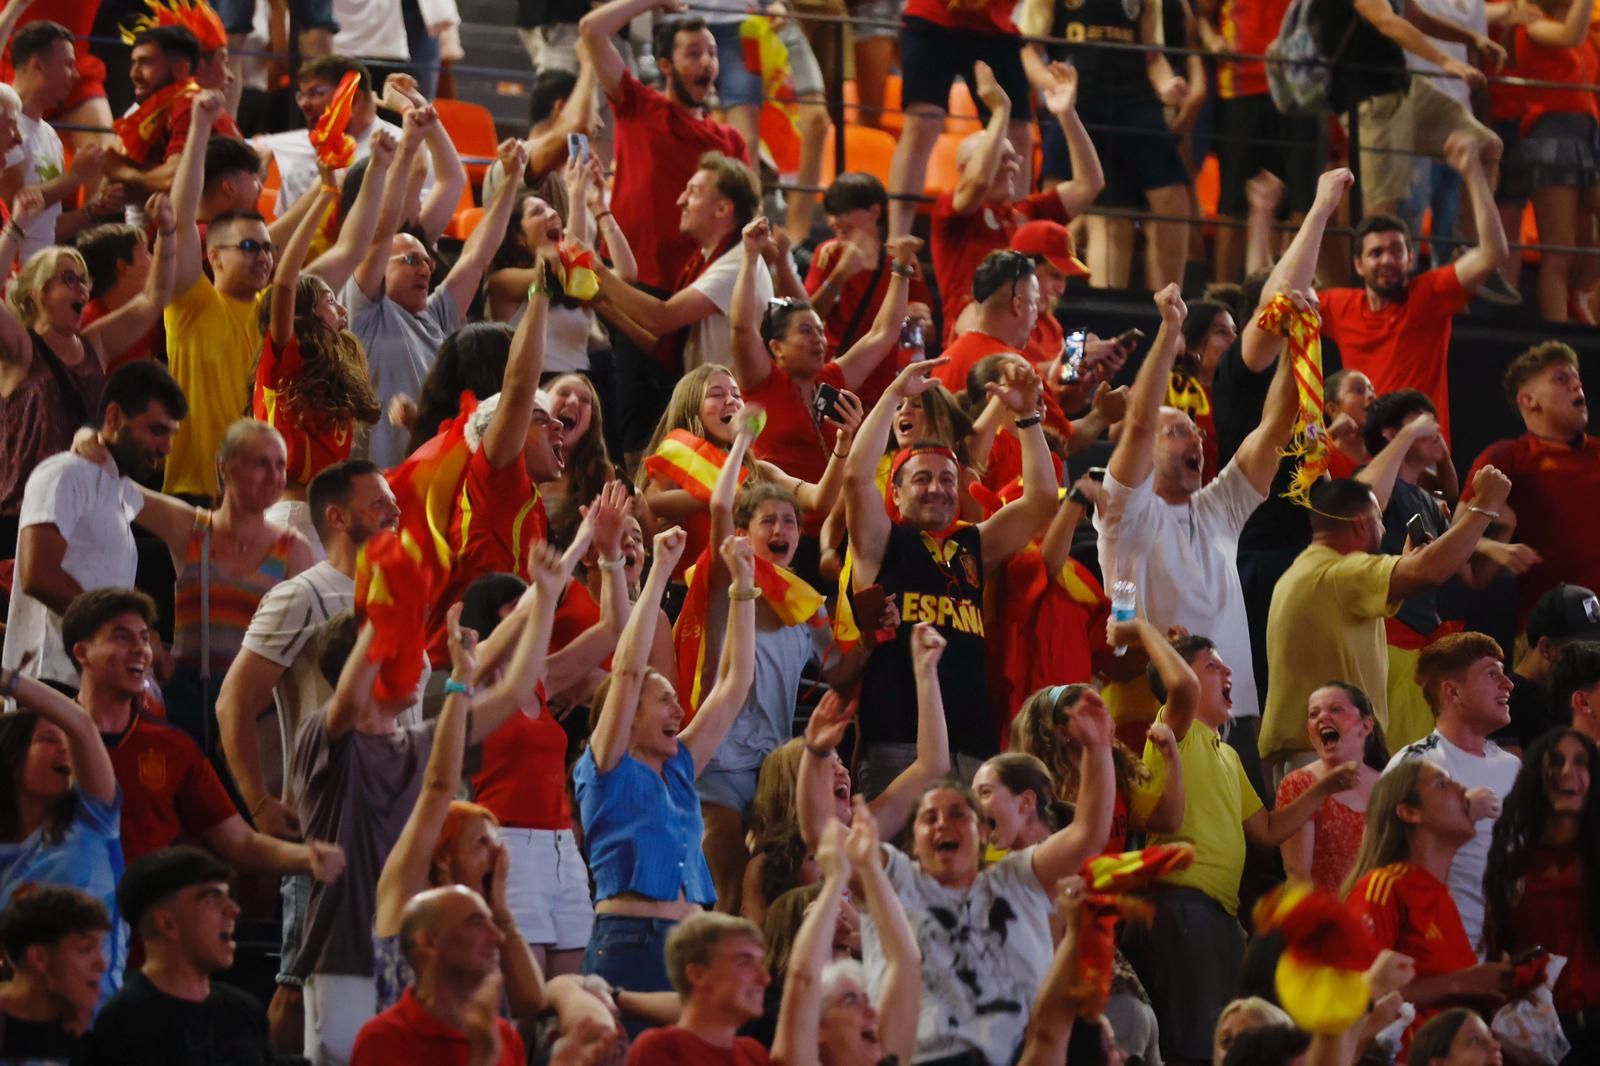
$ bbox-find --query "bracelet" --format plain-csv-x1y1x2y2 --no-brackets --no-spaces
729,586,761,602
1013,412,1044,430
320,183,339,196
596,210,613,220
0,667,19,699
804,742,834,759
158,228,177,238
890,262,916,278
833,449,849,459
596,554,626,572
443,678,475,698
527,283,548,299
1467,505,1501,520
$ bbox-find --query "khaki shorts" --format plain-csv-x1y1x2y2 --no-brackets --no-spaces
1344,76,1499,209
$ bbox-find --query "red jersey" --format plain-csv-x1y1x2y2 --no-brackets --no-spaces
352,988,525,1066
1511,843,1600,1012
933,329,1021,397
1462,433,1600,625
1348,862,1478,1040
1503,25,1600,133
608,71,748,290
104,712,238,865
1217,0,1287,99
804,241,933,409
744,361,846,485
904,0,1018,35
1319,266,1470,441
931,190,1070,335
253,332,357,486
625,1028,771,1066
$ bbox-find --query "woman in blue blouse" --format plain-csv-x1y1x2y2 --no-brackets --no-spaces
574,527,757,996
0,652,125,1005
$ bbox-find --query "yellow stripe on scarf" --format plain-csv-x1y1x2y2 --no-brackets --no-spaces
1255,292,1330,508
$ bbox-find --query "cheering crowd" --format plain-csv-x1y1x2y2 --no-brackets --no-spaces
0,0,1598,1063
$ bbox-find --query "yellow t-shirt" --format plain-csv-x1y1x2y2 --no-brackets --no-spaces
1259,543,1401,762
1142,710,1262,915
163,277,265,497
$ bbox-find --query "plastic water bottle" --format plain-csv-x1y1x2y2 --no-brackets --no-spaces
898,317,925,362
1111,580,1137,657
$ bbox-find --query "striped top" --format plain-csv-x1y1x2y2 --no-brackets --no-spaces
172,509,298,676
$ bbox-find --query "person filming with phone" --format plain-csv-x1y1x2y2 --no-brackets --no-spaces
842,354,1060,796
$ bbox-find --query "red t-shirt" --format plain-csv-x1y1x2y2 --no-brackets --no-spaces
1319,266,1469,442
609,71,749,290
804,241,933,409
82,300,160,373
904,0,1018,35
1511,843,1600,1013
472,706,570,831
352,988,525,1066
1462,433,1600,625
1328,448,1361,480
162,106,243,162
931,190,1070,338
1218,0,1288,99
933,329,1020,397
1348,862,1478,1041
1022,309,1066,368
104,713,237,866
253,332,357,486
625,1028,771,1066
744,361,846,486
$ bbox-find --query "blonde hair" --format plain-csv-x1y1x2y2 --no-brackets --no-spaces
665,912,764,999
214,418,286,500
10,247,90,328
1341,759,1429,897
637,364,760,483
749,739,805,849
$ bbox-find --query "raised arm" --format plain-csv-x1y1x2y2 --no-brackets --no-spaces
271,186,338,345
1030,691,1114,889
846,360,947,587
351,108,429,302
325,621,381,742
977,360,1059,566
171,90,227,295
375,604,476,935
1017,879,1091,1066
1445,132,1511,295
528,45,600,178
1356,413,1440,512
578,0,673,99
867,624,952,842
81,194,177,363
1240,168,1353,371
1231,312,1302,495
480,256,550,470
796,692,853,852
1107,285,1185,489
950,62,1012,217
776,393,863,515
1388,465,1509,602
678,535,759,776
846,802,921,1063
831,237,918,389
588,528,686,773
1039,62,1105,217
1113,617,1199,740
587,157,637,281
419,113,469,245
3,660,117,806
730,217,778,394
771,822,852,1066
542,487,636,699
308,129,398,293
1245,760,1360,846
440,139,530,319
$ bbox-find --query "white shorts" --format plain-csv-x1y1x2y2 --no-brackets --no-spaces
502,827,595,951
304,973,376,1066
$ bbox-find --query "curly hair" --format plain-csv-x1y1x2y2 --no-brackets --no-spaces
1011,684,1151,807
406,322,515,452
256,276,381,441
1483,729,1600,959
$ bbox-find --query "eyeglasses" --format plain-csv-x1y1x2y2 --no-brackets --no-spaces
52,271,91,290
392,252,434,269
1160,421,1207,441
219,239,274,258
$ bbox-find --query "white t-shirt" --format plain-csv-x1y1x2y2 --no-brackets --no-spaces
685,245,772,372
333,0,408,60
864,844,1054,1066
2,455,145,686
257,118,406,217
238,560,427,801
1094,459,1266,718
1386,730,1519,954
507,302,594,374
3,113,66,262
1407,0,1485,109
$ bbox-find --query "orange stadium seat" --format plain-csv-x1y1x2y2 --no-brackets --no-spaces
818,124,898,185
434,98,500,191
947,81,981,135
924,130,966,202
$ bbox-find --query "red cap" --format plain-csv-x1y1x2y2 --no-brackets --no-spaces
1010,220,1090,279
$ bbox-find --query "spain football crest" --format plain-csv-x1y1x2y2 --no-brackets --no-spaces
138,748,167,791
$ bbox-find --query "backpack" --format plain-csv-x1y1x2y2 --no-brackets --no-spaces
1266,0,1356,115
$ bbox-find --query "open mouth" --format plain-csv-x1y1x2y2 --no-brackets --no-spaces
833,782,850,801
52,763,72,778
767,538,790,557
1221,682,1233,705
1317,726,1340,747
556,412,578,431
896,418,916,438
933,839,960,857
1183,454,1202,474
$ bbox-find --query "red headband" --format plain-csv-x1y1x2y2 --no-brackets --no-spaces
889,445,958,486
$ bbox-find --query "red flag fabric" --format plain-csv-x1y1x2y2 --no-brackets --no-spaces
355,530,433,702
1253,883,1381,1034
309,71,362,169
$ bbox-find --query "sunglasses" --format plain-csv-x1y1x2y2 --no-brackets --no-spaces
219,239,274,258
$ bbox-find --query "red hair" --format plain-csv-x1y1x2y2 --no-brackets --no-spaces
431,801,499,883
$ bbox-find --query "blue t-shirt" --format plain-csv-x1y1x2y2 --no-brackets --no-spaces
574,744,715,905
0,787,126,1003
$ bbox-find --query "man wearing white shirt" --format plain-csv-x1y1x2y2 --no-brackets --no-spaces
3,362,187,688
592,151,771,373
1386,630,1521,955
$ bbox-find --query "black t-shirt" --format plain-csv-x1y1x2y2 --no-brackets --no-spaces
1378,479,1450,637
860,522,994,758
1316,0,1410,113
1489,671,1558,750
79,971,271,1066
1052,0,1154,95
0,1009,82,1064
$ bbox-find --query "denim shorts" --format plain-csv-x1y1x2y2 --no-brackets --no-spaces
695,763,760,813
710,20,771,108
216,0,337,33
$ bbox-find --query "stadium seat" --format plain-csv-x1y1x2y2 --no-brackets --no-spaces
947,80,981,135
434,98,500,191
818,124,898,186
923,130,966,201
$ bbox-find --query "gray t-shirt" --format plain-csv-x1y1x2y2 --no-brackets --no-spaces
290,710,437,978
346,279,462,469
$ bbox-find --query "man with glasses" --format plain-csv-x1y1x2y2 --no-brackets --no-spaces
158,87,261,503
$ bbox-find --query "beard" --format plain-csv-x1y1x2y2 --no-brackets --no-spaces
106,434,164,489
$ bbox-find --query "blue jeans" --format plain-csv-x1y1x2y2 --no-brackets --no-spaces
1402,159,1464,260
402,0,441,100
584,915,676,1035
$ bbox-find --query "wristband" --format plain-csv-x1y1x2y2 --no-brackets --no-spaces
1067,485,1090,506
443,678,475,698
0,667,19,699
1467,506,1501,520
596,554,626,572
729,586,761,602
596,211,614,220
804,742,834,759
1013,412,1044,430
320,183,339,196
158,228,177,238
890,262,916,278
528,282,548,299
